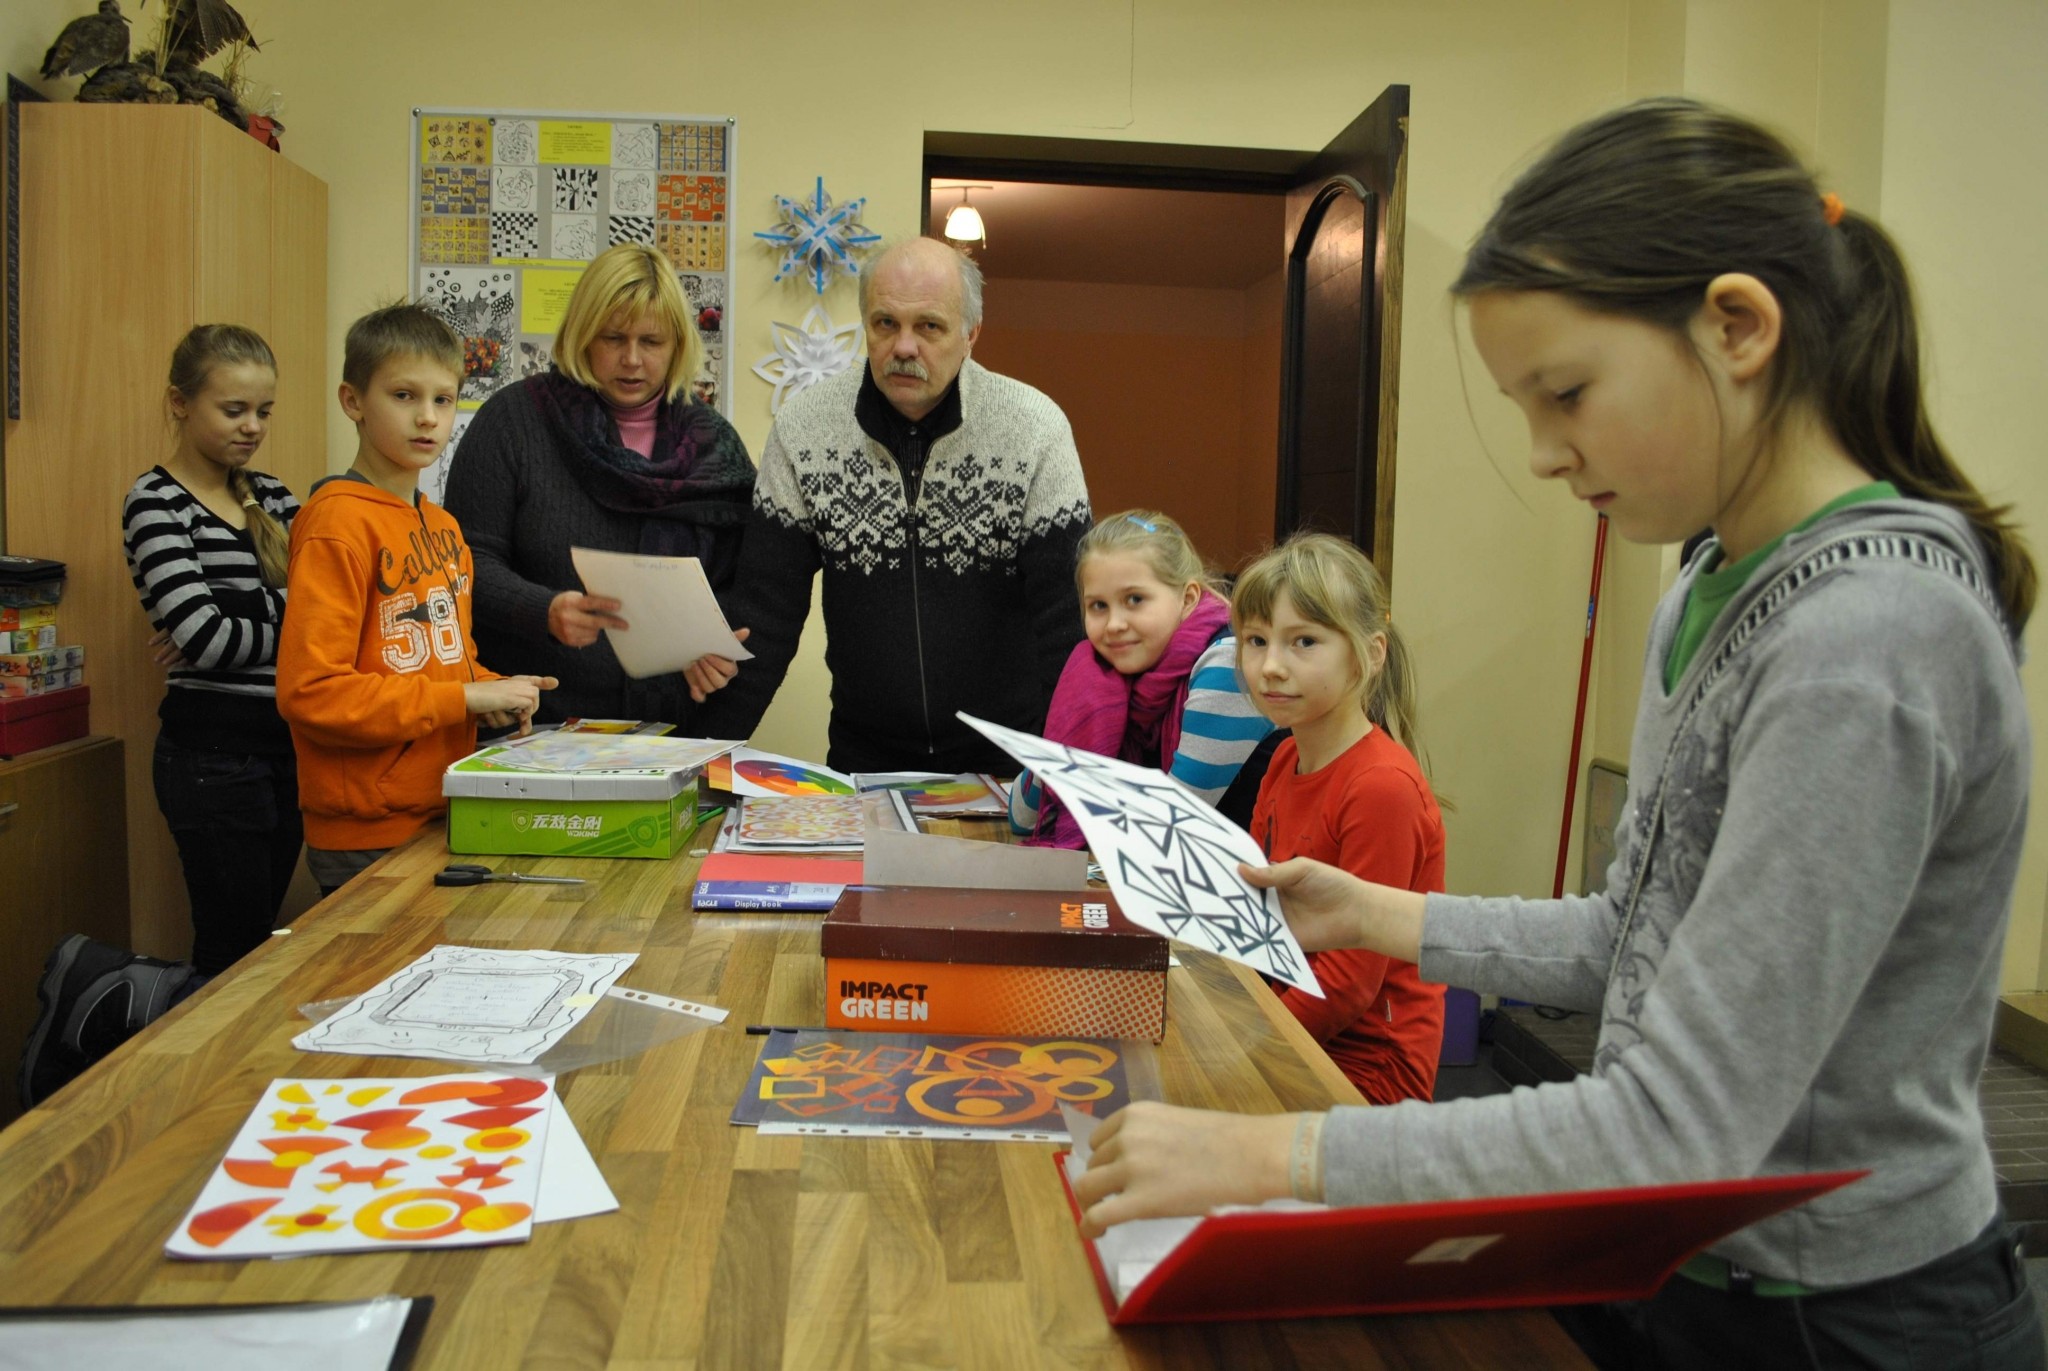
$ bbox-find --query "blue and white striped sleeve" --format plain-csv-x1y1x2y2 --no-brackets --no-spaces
1168,634,1275,803
1007,768,1044,837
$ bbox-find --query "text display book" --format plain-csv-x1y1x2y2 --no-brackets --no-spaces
1054,1155,1863,1324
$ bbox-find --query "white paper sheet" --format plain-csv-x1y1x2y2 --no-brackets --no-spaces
536,1103,617,1223
166,1074,555,1261
863,826,1087,890
0,1298,419,1371
960,713,1322,995
293,946,638,1064
570,546,753,679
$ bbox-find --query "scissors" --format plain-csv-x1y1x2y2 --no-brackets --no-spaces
435,863,587,887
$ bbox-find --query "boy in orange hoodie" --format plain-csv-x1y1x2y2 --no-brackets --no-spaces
276,305,555,895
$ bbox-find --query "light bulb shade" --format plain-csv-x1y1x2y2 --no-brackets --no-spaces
943,203,986,244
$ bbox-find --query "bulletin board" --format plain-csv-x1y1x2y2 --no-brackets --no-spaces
409,107,735,501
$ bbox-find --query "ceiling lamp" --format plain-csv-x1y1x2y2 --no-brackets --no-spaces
941,184,991,250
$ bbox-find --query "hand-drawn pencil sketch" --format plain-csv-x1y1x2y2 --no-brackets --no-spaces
960,713,1323,995
292,945,639,1064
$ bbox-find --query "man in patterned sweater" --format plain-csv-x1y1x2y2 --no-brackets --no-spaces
696,239,1090,772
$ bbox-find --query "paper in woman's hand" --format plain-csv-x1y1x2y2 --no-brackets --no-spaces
958,712,1323,995
569,546,754,679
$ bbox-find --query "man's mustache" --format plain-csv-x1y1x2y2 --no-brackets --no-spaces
885,359,929,381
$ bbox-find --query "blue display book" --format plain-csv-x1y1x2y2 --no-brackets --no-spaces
692,879,846,912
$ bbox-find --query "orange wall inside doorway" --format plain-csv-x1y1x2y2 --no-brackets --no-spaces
972,272,1284,576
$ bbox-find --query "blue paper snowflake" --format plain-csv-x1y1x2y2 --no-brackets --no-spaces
754,177,882,295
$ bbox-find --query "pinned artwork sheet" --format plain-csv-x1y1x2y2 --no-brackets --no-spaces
167,1074,558,1261
569,546,753,679
732,1031,1134,1143
958,712,1322,996
293,945,638,1065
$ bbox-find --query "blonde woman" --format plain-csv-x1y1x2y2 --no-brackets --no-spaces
444,244,754,727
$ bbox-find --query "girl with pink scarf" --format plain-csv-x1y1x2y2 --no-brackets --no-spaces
1011,510,1276,848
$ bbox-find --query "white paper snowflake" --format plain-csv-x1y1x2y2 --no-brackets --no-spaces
752,305,864,414
753,177,882,295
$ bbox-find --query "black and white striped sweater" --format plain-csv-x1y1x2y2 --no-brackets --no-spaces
122,465,300,750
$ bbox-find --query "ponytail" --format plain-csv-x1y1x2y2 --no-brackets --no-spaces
227,467,290,589
1454,97,2034,631
1826,213,2034,629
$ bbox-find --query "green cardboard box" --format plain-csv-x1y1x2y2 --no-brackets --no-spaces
443,741,717,859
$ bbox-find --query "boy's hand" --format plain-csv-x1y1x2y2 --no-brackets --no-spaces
464,675,558,737
684,626,749,702
548,591,627,647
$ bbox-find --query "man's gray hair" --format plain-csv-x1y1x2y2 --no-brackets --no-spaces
857,239,985,330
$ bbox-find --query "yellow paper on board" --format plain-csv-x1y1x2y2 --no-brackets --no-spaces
539,121,610,165
521,268,586,335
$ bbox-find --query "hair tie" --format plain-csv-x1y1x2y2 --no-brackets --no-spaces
1819,191,1845,227
1126,515,1158,532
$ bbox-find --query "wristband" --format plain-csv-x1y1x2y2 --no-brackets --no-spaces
1289,1113,1325,1202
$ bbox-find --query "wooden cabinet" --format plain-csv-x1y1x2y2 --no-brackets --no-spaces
0,735,127,1126
6,106,327,957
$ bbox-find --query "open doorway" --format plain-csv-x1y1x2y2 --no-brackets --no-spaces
924,181,1284,572
925,85,1408,583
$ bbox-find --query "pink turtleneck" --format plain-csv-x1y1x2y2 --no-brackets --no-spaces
605,393,660,458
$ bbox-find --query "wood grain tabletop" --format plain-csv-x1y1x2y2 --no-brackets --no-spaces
0,821,1589,1369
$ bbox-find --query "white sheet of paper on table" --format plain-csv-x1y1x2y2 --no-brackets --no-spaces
292,946,639,1064
536,1101,617,1223
960,713,1322,995
570,546,754,679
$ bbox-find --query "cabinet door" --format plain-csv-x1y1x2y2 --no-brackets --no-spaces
0,737,130,1124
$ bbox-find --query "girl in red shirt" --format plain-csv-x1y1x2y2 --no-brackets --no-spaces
1236,533,1446,1104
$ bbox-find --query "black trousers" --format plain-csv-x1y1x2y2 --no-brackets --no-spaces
153,734,302,977
1558,1217,2045,1370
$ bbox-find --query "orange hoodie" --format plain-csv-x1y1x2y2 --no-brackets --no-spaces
276,476,501,850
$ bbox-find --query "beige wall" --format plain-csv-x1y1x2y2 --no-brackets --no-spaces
1877,0,2048,988
11,1,2044,982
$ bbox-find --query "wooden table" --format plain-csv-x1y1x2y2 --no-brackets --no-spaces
0,825,1589,1369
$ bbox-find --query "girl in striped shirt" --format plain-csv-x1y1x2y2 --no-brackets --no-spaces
122,325,302,977
1011,509,1276,846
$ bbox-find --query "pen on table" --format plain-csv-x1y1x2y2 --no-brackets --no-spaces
745,1024,823,1035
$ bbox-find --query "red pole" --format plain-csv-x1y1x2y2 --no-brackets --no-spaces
1553,515,1610,900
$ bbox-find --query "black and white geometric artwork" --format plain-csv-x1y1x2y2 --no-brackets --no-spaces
959,713,1323,995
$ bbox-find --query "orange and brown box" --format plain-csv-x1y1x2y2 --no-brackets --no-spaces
822,887,1169,1042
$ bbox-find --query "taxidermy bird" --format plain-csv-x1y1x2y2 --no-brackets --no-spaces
160,0,256,65
40,1,131,80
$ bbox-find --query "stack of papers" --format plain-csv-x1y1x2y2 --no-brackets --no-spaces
166,1073,616,1260
716,790,911,855
855,771,1009,817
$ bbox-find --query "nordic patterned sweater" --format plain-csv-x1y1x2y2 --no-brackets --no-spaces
1321,500,2031,1288
698,362,1092,773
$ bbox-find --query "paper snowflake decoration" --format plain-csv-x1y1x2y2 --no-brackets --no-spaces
754,177,882,294
752,305,863,413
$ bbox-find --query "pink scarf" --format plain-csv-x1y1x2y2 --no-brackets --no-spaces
1029,591,1233,849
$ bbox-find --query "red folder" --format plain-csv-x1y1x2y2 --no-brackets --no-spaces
695,853,864,885
1055,1154,1863,1324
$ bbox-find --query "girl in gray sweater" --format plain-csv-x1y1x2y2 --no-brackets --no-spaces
1074,99,2041,1368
